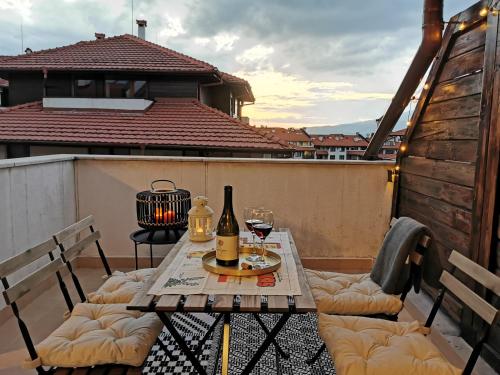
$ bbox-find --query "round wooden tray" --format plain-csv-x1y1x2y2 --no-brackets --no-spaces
202,247,281,276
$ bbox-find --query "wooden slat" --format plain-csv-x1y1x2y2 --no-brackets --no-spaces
438,47,484,83
448,22,487,59
409,250,424,266
0,238,57,277
399,188,472,234
61,231,101,262
431,72,483,103
3,258,63,305
156,295,181,312
412,118,479,141
408,139,478,163
440,271,497,324
183,295,208,312
399,173,473,210
53,215,94,243
212,295,235,312
401,157,476,187
239,295,261,312
267,296,290,313
449,250,500,296
127,232,189,311
285,229,316,313
421,95,481,122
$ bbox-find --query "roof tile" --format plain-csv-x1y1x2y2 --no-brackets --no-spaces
0,98,289,151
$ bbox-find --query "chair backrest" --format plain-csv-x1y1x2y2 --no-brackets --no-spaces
427,250,499,375
53,215,111,303
0,238,72,370
389,217,431,267
389,217,431,302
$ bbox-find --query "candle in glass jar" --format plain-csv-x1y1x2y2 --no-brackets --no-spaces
167,210,175,223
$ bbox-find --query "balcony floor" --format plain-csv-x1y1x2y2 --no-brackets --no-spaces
0,267,495,375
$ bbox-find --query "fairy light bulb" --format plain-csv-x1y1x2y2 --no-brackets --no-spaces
479,7,488,16
459,22,466,31
406,121,411,126
400,145,407,152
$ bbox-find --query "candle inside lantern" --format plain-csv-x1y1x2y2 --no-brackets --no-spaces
155,207,163,224
167,210,175,223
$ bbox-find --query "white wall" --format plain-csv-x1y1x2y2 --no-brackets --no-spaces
75,156,394,260
0,156,77,309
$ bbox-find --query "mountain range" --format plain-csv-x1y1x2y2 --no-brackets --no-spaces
305,112,410,136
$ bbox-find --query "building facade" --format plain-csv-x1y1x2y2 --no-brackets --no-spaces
0,23,291,159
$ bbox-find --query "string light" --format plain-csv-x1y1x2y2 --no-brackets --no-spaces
423,83,430,90
458,22,466,31
400,145,407,152
479,7,488,17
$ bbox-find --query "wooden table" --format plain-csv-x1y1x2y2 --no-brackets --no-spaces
127,229,316,375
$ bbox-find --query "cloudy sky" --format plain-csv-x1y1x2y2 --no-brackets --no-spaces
0,0,475,127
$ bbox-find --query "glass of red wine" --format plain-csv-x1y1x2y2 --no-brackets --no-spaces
244,207,263,262
251,209,274,264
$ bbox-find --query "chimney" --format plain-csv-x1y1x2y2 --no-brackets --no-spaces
95,33,105,40
24,47,32,54
136,19,147,40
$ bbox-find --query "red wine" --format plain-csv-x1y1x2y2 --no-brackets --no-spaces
245,219,263,232
253,223,272,240
216,186,239,266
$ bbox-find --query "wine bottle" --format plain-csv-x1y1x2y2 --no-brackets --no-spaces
216,186,239,266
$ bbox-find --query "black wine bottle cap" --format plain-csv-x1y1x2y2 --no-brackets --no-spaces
224,185,232,191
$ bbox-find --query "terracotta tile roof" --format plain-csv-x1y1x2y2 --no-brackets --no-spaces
346,150,365,156
0,35,216,73
220,72,255,102
0,98,289,151
311,134,368,147
258,127,312,143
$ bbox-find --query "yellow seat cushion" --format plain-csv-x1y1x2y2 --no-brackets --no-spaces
26,303,162,368
88,268,155,304
305,269,403,315
318,314,461,375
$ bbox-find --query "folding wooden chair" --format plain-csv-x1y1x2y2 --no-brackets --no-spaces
53,215,155,305
305,217,431,363
0,238,161,374
317,250,500,375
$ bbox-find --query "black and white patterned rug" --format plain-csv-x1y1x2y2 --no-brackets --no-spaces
142,312,335,375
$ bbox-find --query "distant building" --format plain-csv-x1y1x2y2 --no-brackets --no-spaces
0,22,291,159
258,127,315,159
311,134,368,160
378,129,406,160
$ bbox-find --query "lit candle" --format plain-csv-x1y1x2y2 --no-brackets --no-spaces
155,207,162,224
167,210,175,223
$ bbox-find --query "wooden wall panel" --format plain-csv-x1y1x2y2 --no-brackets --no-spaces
412,118,479,141
395,4,500,367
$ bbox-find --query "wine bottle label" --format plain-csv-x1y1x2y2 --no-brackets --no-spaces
216,235,239,261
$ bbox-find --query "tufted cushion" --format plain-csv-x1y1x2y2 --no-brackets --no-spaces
88,268,155,304
25,303,162,368
318,314,461,375
305,269,403,315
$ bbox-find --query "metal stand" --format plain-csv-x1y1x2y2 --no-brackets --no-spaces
156,311,291,375
130,228,186,269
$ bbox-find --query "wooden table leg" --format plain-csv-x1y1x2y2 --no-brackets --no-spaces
221,313,231,375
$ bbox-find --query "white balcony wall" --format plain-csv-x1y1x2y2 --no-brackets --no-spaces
75,156,394,261
0,156,77,309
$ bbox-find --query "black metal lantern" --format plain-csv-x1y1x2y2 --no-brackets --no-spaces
136,180,191,230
